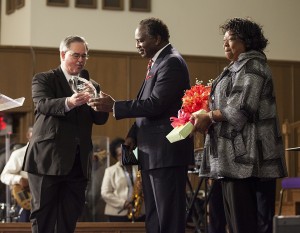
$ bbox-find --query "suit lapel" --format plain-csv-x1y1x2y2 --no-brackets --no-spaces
53,67,74,96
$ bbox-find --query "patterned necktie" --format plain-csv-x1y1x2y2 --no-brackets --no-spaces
145,59,153,80
69,78,74,91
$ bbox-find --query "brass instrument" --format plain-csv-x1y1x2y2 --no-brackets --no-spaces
128,170,144,222
11,184,31,210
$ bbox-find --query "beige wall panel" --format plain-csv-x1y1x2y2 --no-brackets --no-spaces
85,53,131,141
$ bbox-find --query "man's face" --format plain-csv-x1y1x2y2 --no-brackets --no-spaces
135,26,159,59
61,42,88,75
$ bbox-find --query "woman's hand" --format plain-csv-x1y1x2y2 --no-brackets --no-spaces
124,200,133,210
190,112,212,134
190,110,223,134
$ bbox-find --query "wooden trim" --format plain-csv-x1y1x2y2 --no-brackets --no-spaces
102,0,124,11
46,0,69,7
129,0,151,12
0,222,195,232
75,0,97,9
6,0,15,15
15,0,25,9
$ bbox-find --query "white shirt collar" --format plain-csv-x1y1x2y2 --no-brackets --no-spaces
151,43,170,64
60,65,75,82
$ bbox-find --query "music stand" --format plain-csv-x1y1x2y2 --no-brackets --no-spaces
285,147,300,151
0,93,25,111
186,147,215,233
0,93,25,222
186,170,215,233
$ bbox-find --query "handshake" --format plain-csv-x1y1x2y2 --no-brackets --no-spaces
67,88,114,112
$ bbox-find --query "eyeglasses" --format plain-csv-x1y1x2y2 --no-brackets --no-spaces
65,50,89,60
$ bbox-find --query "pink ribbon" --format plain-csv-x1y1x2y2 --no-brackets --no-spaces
170,110,192,128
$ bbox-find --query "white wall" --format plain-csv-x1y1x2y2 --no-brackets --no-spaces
1,0,300,61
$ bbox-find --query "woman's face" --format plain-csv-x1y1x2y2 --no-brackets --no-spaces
116,146,122,160
223,30,246,61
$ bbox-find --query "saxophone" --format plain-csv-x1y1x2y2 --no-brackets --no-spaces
128,170,144,222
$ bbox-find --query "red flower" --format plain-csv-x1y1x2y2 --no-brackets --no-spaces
170,80,212,128
0,116,6,131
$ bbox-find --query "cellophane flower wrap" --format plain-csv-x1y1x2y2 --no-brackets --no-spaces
166,80,212,143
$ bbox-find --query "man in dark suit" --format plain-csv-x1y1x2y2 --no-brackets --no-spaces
89,18,194,233
22,35,109,233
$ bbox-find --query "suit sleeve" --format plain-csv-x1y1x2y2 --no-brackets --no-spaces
32,72,67,117
114,56,188,120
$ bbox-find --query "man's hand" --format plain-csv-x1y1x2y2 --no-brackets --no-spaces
19,177,29,188
67,92,91,109
88,91,115,112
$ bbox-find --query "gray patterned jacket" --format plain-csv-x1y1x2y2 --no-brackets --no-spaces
201,50,288,179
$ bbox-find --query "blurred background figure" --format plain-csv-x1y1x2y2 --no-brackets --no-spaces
101,137,145,222
79,137,108,222
1,126,33,222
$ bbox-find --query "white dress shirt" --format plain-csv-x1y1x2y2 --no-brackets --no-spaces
1,144,28,186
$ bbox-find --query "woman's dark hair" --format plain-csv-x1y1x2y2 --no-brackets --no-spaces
139,17,170,43
109,137,125,159
220,17,268,51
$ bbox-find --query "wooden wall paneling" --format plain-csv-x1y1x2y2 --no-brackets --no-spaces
293,64,300,123
292,64,300,177
85,53,130,141
1,45,300,180
127,56,148,130
185,57,224,85
33,48,61,74
269,62,294,125
0,47,33,112
270,63,296,178
128,56,148,99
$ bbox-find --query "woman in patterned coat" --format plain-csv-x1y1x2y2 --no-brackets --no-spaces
191,18,287,233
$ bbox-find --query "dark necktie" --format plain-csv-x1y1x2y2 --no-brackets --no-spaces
145,59,153,80
69,78,74,91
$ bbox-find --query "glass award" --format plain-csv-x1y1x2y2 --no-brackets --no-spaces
70,76,98,98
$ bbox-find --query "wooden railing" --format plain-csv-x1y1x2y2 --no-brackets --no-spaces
282,119,300,177
0,222,195,233
281,119,300,215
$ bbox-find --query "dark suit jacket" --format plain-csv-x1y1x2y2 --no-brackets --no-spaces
114,45,194,170
23,67,109,178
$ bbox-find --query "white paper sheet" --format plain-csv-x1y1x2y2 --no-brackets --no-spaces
0,93,25,111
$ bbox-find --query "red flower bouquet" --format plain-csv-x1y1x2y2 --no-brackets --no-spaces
166,80,212,143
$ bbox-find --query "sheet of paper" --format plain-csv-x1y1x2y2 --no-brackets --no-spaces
0,93,25,111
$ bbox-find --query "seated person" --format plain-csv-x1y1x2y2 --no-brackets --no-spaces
0,127,33,222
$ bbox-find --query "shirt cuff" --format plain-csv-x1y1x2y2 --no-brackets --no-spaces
113,102,115,117
65,97,71,112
